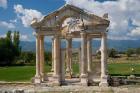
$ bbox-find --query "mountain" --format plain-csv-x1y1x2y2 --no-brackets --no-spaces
20,40,140,52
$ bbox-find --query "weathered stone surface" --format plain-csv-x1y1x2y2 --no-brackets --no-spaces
1,84,140,93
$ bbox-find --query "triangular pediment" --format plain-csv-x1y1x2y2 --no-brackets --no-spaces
31,4,109,30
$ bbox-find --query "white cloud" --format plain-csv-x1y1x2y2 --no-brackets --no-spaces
65,0,140,40
0,34,6,38
128,27,140,37
0,21,15,29
20,34,30,41
0,0,7,9
14,4,44,27
0,33,31,41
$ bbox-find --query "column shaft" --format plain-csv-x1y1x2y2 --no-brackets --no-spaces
80,32,88,85
87,37,92,72
101,33,107,77
51,38,54,72
99,32,108,86
34,34,41,83
66,38,72,77
53,35,61,85
35,35,41,77
40,36,47,81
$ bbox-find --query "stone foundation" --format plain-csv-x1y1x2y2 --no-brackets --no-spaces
1,84,140,93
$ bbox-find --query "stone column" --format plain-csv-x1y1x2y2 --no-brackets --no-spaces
34,34,41,83
99,32,108,87
40,36,47,81
78,48,81,74
80,32,88,85
66,38,72,78
53,35,61,85
51,37,54,72
60,49,65,83
87,37,92,72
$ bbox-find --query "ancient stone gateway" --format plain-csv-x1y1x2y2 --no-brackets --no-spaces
31,4,110,87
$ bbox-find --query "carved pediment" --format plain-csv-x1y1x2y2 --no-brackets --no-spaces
31,4,110,31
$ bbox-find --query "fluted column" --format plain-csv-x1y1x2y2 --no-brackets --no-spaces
53,35,61,85
87,37,92,72
51,38,54,72
99,32,108,87
40,36,47,81
80,32,88,85
34,34,41,83
66,38,72,78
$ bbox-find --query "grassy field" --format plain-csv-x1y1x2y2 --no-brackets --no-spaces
0,65,51,82
108,63,140,75
0,57,140,82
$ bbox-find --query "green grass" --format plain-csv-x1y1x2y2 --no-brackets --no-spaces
0,65,51,82
108,63,140,76
1,61,140,82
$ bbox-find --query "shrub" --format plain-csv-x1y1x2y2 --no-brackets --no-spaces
108,48,118,58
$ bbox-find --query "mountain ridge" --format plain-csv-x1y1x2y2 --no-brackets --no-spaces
20,39,140,52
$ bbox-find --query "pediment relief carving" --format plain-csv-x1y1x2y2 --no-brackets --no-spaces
31,4,110,33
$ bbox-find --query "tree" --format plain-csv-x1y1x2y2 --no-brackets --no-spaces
45,52,52,65
6,30,12,42
18,52,35,65
13,31,21,56
0,31,21,66
126,48,135,57
108,48,118,58
136,48,140,55
0,38,15,65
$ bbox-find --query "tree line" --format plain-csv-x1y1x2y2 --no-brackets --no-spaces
108,48,140,58
0,31,52,66
0,31,20,66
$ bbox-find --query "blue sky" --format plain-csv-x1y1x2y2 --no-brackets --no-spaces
0,0,140,41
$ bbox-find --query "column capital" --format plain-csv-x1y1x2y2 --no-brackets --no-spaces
54,34,59,38
101,32,107,37
80,31,86,35
87,36,92,41
66,37,72,41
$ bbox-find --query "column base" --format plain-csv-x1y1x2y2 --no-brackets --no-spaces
51,69,54,72
41,74,48,82
66,68,72,78
65,73,72,79
88,71,93,85
32,76,41,84
80,74,88,86
52,75,61,86
99,75,108,87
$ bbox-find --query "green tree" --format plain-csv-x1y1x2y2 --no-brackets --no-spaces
13,31,21,56
0,38,15,65
108,48,118,58
45,52,52,65
136,48,140,55
126,48,135,57
0,31,21,66
18,52,35,65
6,31,12,41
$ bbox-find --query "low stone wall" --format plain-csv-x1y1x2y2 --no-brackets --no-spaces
0,84,140,93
